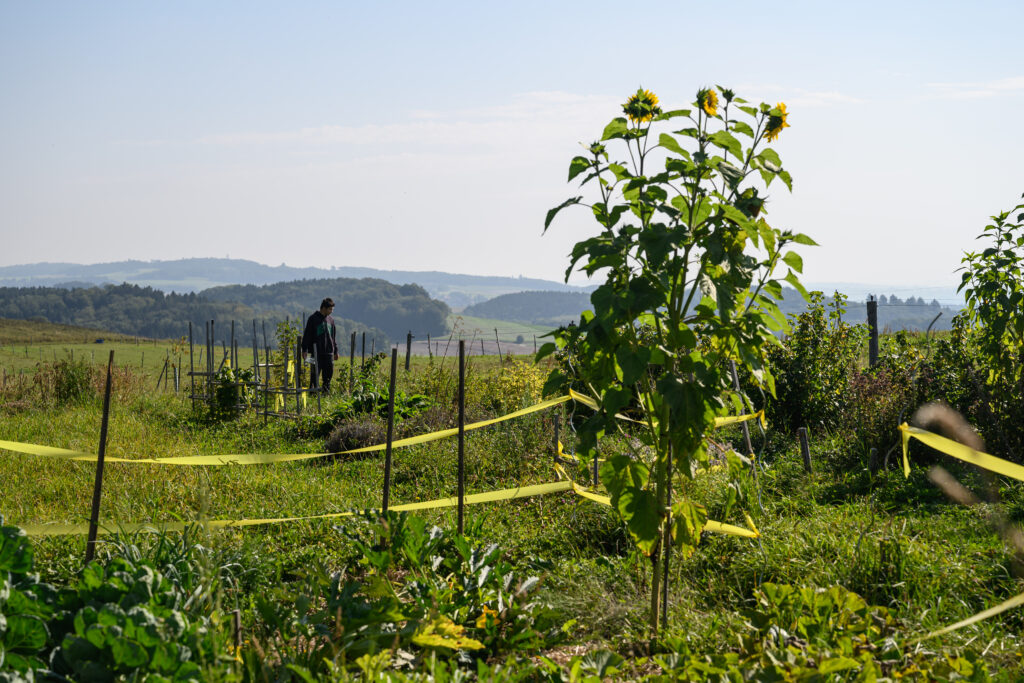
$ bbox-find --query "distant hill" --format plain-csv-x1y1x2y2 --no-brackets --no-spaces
0,276,454,346
462,288,962,332
0,258,594,307
202,278,449,340
463,291,593,327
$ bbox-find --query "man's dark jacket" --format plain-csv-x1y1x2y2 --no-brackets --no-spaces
301,311,338,358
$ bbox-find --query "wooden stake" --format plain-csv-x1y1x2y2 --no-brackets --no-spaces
798,427,812,473
349,331,356,393
867,296,879,367
85,350,115,563
405,331,412,371
382,348,398,512
458,340,466,534
188,322,195,411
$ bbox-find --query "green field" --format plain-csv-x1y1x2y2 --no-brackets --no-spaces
1,319,1023,680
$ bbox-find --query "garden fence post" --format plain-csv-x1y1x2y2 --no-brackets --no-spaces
85,350,115,563
405,331,412,371
798,427,812,473
458,340,466,534
349,331,356,393
382,348,398,513
494,328,502,360
361,332,366,371
188,323,196,410
867,296,879,366
553,414,560,463
662,442,672,635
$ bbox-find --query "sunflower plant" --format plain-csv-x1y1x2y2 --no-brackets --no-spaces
540,86,812,635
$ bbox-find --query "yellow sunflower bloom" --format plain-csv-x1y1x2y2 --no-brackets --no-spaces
622,88,661,124
698,88,719,117
764,102,790,142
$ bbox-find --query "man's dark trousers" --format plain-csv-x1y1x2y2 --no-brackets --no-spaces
311,355,334,393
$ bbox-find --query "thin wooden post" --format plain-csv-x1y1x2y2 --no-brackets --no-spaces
349,331,356,393
867,296,879,367
661,442,672,634
262,321,269,425
230,320,235,368
494,328,502,359
371,338,375,357
553,414,560,463
458,340,466,534
85,350,115,563
188,322,195,411
361,332,366,370
480,339,485,356
405,331,412,371
798,427,812,473
729,360,755,468
381,348,398,512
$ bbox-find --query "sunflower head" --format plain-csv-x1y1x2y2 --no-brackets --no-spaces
622,88,661,124
763,102,790,142
697,88,719,117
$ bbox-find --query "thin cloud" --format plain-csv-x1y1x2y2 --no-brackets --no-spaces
198,92,620,148
733,84,865,107
926,76,1024,99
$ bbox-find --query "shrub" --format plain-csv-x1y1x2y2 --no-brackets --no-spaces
765,292,866,433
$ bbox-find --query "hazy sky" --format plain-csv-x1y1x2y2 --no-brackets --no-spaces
2,1,1022,291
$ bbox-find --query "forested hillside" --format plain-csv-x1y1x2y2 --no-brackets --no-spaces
201,278,450,340
0,280,446,345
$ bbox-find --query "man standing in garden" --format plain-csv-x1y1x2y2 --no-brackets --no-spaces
301,298,340,394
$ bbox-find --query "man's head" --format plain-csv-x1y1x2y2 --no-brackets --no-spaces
320,298,335,315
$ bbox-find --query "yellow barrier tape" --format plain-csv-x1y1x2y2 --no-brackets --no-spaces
552,463,759,539
899,424,1024,483
569,390,765,430
19,481,576,537
912,590,1024,644
714,411,767,429
0,395,574,466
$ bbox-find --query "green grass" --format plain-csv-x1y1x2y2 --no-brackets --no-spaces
3,356,1023,678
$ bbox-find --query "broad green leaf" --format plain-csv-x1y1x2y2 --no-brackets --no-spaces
790,232,818,246
781,250,803,273
601,118,628,141
658,133,687,157
730,120,755,138
708,131,742,160
568,156,590,182
617,487,661,555
544,196,582,232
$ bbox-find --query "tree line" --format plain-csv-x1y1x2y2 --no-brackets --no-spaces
0,277,451,346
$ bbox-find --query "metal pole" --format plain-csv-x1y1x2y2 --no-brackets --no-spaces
382,348,398,512
85,350,115,563
458,340,466,534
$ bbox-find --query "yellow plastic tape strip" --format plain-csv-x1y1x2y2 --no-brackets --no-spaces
912,590,1024,644
560,471,759,539
899,423,1024,483
19,481,575,537
714,411,767,429
569,390,765,430
0,395,574,466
